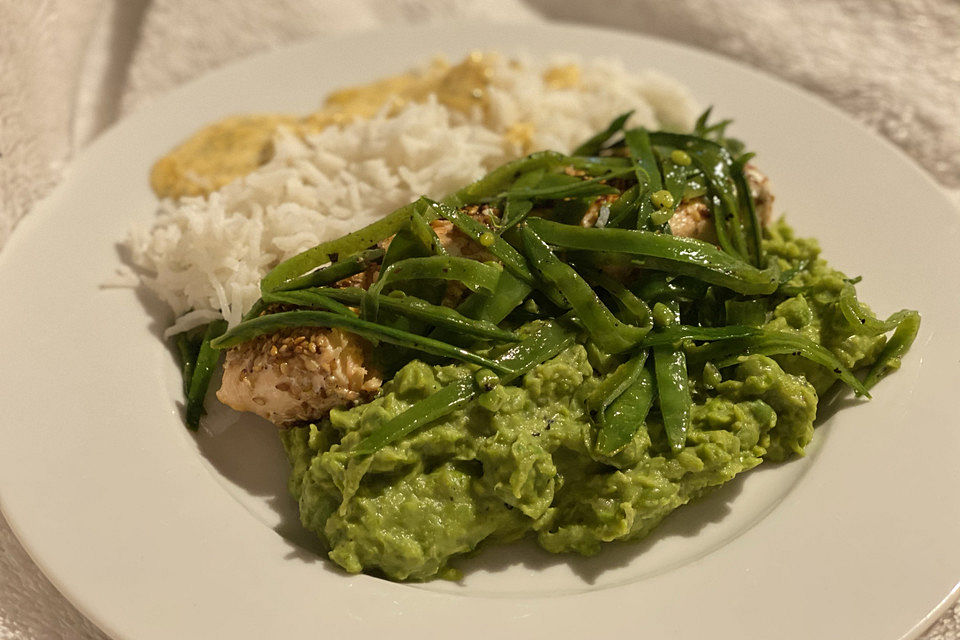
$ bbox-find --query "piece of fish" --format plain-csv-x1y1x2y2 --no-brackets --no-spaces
580,164,774,242
667,163,774,242
217,327,381,427
216,208,494,427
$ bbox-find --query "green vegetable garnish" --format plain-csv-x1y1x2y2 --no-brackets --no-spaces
522,225,649,353
185,320,228,429
211,310,510,374
306,287,518,343
527,218,780,295
651,302,692,453
353,319,577,454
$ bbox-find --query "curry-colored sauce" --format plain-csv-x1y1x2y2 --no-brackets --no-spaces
150,53,581,200
543,63,581,90
150,114,299,199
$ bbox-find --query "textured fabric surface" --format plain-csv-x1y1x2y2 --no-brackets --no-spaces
0,0,957,638
0,1,101,249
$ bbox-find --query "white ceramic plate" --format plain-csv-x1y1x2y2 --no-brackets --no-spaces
1,22,958,640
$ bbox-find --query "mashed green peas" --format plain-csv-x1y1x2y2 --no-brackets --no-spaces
281,221,888,581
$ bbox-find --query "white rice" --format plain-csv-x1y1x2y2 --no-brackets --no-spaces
126,55,697,336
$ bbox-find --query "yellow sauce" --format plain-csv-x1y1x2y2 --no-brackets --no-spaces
543,64,581,90
151,53,582,200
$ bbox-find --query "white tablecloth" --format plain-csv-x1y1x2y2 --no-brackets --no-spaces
1,1,957,638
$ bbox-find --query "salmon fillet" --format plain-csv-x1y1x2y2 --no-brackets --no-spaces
216,209,494,427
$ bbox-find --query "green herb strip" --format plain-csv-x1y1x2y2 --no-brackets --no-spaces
261,202,420,293
522,225,649,353
596,367,655,456
864,311,921,390
624,128,662,230
652,303,691,453
211,310,509,374
572,110,633,156
363,256,502,321
313,287,518,342
425,199,534,285
262,290,358,317
352,378,478,455
353,320,577,454
689,330,870,396
186,320,228,429
527,218,779,295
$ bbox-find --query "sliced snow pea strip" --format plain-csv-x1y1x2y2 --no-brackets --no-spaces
733,152,764,266
659,157,686,221
864,311,920,390
636,274,709,302
363,255,502,321
652,303,691,453
572,110,633,156
711,189,740,259
374,256,501,294
605,184,641,228
185,320,228,430
381,228,431,273
454,269,533,325
408,204,447,256
596,366,655,456
650,131,748,259
495,172,621,202
511,168,547,191
353,319,577,454
242,298,268,322
838,284,915,336
425,199,535,285
266,157,546,293
210,310,509,374
624,128,661,230
566,155,634,175
262,290,357,317
493,319,579,384
587,349,649,413
640,324,763,347
174,324,206,396
445,151,566,207
583,268,652,327
499,226,567,308
379,214,444,312
687,330,869,396
268,247,385,296
352,377,478,455
261,202,420,293
243,249,384,320
312,287,518,342
499,198,534,234
724,299,767,327
527,218,779,295
522,225,649,353
497,170,541,232
692,107,741,153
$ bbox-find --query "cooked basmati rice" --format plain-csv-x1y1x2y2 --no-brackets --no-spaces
126,55,697,336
